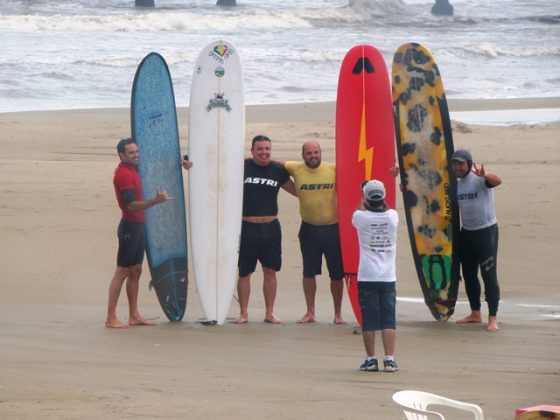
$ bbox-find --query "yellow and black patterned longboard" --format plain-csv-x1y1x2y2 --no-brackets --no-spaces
392,43,460,321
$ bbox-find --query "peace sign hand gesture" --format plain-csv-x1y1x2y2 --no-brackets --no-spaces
472,162,486,177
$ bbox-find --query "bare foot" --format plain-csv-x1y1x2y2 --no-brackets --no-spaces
456,311,483,324
297,313,316,324
264,314,283,324
230,315,248,324
105,319,128,329
487,316,499,331
129,316,157,326
333,315,347,325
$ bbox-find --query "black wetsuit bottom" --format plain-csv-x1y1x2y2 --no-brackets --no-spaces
459,223,500,316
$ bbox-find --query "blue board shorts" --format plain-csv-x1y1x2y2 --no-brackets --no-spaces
358,281,397,332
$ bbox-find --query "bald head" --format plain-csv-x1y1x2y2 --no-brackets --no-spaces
302,140,322,169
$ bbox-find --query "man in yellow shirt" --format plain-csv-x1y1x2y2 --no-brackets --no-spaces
284,140,345,324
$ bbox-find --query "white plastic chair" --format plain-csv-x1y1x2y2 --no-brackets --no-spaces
393,390,484,420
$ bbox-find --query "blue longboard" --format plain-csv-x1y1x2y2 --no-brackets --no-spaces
131,52,188,321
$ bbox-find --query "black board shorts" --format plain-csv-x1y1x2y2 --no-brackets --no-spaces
298,222,344,280
238,219,282,277
117,220,146,268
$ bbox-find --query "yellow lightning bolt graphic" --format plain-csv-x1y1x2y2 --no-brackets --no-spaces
358,98,374,179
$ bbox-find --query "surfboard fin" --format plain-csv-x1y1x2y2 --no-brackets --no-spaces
196,319,218,326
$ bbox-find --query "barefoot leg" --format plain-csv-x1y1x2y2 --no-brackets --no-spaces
486,315,499,331
263,268,281,324
264,314,283,324
106,267,128,328
233,275,251,324
331,280,346,324
129,316,156,326
297,312,316,324
297,277,316,323
230,315,249,324
105,319,129,329
456,310,483,324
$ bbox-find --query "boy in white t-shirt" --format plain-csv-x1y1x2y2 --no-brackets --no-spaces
352,180,399,372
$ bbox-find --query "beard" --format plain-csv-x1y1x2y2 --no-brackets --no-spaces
305,158,321,169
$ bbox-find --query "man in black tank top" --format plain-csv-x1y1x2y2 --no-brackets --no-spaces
232,135,295,324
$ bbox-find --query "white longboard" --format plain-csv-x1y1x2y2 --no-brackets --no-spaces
188,40,245,325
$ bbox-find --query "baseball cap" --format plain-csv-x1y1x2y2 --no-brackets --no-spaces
451,148,472,162
362,179,386,202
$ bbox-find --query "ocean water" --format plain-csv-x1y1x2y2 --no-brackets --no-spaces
1,0,559,113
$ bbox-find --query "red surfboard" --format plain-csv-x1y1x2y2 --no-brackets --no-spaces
336,45,396,324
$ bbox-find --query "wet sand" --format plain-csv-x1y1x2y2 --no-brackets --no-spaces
1,100,559,419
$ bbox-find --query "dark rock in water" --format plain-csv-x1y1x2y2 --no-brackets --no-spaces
431,0,454,16
135,0,154,7
217,0,237,6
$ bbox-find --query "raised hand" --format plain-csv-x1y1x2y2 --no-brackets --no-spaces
472,162,486,177
155,187,172,202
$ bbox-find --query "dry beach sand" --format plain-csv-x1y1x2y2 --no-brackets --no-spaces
1,99,559,419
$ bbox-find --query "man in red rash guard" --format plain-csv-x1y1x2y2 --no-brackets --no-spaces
105,138,170,329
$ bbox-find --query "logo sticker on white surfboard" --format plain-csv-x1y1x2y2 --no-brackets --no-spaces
208,44,235,64
206,93,232,112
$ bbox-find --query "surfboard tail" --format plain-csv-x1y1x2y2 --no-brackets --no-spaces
149,257,188,321
344,274,362,325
